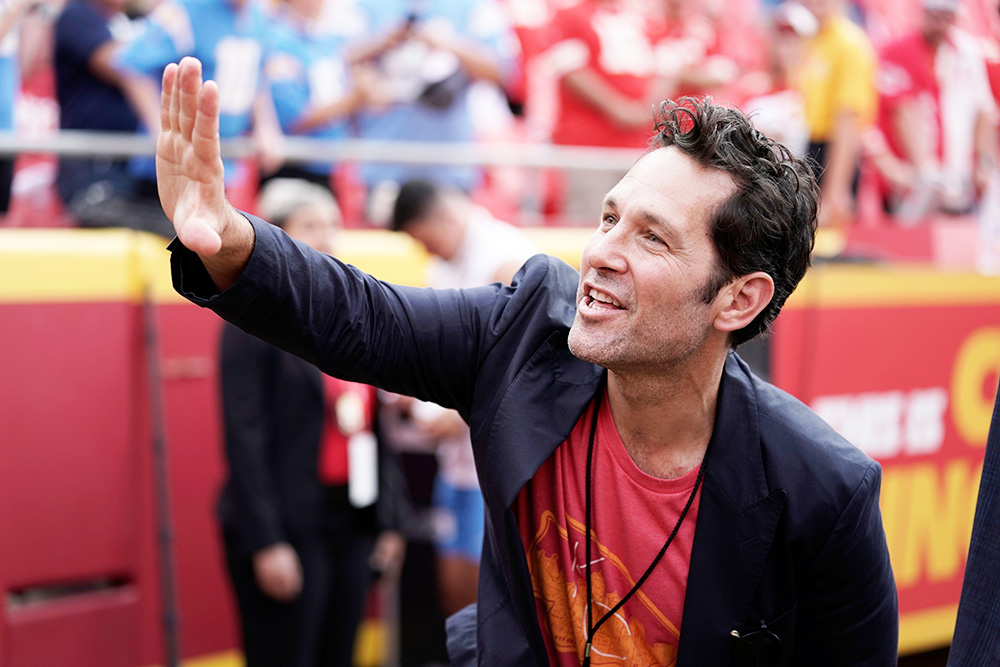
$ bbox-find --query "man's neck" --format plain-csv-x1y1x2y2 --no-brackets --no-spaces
606,353,727,480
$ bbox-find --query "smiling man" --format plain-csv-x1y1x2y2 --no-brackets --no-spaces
161,57,897,666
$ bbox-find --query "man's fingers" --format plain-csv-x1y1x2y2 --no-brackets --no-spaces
169,60,183,137
161,63,177,134
155,57,234,262
192,79,221,164
178,57,202,139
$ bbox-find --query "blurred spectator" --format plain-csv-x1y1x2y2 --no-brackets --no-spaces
348,0,518,224
388,179,537,616
263,0,372,192
503,0,560,138
114,0,284,187
868,0,999,221
741,2,817,156
53,0,175,236
798,0,877,226
219,177,407,667
653,0,742,102
545,0,669,221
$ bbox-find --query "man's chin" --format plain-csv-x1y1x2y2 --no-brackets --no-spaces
567,326,604,366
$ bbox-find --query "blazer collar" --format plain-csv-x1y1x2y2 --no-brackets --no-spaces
705,352,770,508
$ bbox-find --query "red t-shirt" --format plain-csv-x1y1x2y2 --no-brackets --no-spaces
513,390,702,666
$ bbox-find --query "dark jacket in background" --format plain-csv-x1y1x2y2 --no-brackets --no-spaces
218,323,407,555
218,322,408,667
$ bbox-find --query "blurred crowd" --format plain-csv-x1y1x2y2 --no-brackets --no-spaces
2,0,1000,231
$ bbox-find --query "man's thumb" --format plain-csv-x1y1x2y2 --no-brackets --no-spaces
179,216,223,256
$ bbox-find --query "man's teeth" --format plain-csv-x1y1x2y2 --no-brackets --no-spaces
588,289,621,308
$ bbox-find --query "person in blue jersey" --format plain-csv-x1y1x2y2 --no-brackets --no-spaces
115,0,283,187
347,0,519,223
53,0,175,236
263,0,373,191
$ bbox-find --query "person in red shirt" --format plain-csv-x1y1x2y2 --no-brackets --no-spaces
870,0,999,219
651,0,747,103
549,0,662,150
546,0,670,221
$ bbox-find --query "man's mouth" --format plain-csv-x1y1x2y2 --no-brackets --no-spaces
582,288,624,310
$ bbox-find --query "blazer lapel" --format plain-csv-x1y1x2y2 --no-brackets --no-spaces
479,331,603,667
677,353,787,666
481,330,603,511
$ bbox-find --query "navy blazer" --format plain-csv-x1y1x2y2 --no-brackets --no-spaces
171,216,897,666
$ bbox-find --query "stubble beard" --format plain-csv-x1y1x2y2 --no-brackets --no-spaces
567,316,604,367
568,304,714,377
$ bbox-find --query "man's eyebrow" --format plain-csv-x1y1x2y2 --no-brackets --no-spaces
637,208,669,229
601,196,681,241
639,208,681,243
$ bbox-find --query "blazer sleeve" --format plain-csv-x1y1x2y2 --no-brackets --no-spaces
219,323,288,555
795,460,899,666
171,213,559,420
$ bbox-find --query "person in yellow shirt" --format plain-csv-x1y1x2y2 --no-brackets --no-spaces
797,0,877,226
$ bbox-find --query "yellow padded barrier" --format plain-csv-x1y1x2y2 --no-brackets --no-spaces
0,227,593,304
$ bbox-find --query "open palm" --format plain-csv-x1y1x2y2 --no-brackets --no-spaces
156,57,231,256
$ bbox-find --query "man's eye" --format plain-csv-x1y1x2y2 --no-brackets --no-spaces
648,233,665,245
600,215,616,226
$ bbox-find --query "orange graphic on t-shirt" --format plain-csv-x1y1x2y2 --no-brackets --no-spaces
526,510,680,666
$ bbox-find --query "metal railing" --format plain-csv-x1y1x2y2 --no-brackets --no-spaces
0,130,644,172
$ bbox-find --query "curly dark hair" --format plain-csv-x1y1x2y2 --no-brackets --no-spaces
650,98,820,347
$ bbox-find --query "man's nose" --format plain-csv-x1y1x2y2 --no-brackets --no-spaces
586,223,629,273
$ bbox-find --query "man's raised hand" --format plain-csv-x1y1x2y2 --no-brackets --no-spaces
157,57,253,288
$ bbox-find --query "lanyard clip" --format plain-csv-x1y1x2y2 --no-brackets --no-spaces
733,620,782,667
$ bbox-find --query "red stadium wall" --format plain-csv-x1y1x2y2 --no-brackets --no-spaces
0,231,237,667
1,297,150,666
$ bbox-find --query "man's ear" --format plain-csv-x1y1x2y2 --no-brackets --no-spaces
713,272,775,335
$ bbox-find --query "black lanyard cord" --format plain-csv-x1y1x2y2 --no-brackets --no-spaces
583,384,708,666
